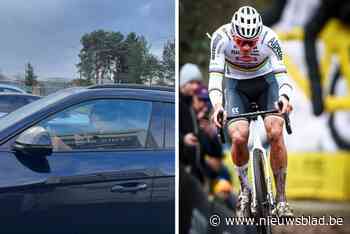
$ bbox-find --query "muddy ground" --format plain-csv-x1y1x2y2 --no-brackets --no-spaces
272,200,350,234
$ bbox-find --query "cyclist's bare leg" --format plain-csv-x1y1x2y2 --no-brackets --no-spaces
264,115,287,203
227,120,250,190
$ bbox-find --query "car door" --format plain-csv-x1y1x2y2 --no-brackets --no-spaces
0,98,158,234
149,102,175,234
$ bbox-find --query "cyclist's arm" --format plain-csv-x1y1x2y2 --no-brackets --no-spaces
208,32,227,109
267,32,293,101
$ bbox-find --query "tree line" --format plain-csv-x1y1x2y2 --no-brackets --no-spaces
77,30,174,86
11,30,174,88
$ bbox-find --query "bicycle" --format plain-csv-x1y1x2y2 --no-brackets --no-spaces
218,102,292,234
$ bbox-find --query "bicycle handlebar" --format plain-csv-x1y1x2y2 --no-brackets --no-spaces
226,109,279,120
217,102,293,143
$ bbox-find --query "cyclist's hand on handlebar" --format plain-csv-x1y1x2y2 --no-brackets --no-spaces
211,105,226,128
276,96,293,114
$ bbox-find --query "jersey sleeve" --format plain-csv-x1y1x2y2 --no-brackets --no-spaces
208,30,227,107
265,30,293,100
209,31,227,75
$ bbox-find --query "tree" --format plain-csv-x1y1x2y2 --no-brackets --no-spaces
124,33,157,84
145,53,162,86
24,63,37,86
160,39,175,86
77,30,125,84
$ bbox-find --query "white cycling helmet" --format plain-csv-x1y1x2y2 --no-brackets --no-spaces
231,6,263,40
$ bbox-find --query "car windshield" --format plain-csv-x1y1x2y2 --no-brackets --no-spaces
0,87,84,133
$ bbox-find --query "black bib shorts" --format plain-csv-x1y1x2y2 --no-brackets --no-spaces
224,72,279,123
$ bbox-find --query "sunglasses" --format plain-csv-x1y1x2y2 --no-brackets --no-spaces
234,36,258,48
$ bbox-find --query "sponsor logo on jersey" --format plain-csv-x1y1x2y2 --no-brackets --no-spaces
231,49,240,55
268,37,283,60
236,56,257,63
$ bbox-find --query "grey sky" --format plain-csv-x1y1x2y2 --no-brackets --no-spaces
0,0,174,79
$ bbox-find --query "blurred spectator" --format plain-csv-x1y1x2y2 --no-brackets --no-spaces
192,85,222,181
179,63,205,234
179,63,204,182
212,179,237,211
304,0,350,116
192,84,238,211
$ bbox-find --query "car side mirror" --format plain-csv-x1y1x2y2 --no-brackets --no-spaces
13,126,53,157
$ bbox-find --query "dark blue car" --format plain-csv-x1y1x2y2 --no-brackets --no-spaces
0,85,175,234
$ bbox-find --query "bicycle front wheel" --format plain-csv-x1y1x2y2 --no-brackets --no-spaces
253,148,272,234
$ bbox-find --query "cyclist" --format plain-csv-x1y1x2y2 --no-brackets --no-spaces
208,6,294,218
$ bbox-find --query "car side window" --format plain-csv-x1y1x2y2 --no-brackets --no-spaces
37,99,152,151
164,103,174,148
147,102,164,148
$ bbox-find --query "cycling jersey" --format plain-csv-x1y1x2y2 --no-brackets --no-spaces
209,24,286,79
208,23,293,107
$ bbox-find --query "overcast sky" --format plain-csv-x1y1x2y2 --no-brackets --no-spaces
0,0,174,79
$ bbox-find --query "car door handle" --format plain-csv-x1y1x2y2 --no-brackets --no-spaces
111,183,148,193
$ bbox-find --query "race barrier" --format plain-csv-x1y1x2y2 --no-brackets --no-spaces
286,151,350,201
224,151,350,201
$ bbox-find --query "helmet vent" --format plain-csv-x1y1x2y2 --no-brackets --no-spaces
235,25,240,34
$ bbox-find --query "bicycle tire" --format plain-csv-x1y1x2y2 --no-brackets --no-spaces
253,148,272,234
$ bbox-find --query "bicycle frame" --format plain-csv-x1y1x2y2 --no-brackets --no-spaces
250,116,275,214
